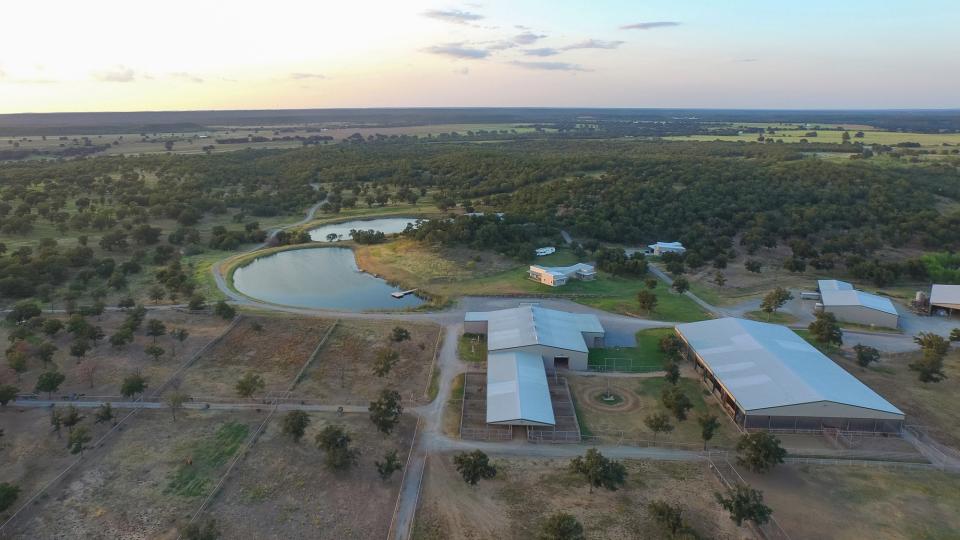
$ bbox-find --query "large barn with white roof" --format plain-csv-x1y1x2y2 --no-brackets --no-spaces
817,279,900,329
464,305,604,426
675,318,904,434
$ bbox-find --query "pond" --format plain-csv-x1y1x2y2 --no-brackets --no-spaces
308,217,421,242
232,247,424,311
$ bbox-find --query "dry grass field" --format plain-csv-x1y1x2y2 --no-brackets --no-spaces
0,407,109,520
737,464,960,540
295,319,441,406
412,455,744,540
0,310,229,399
6,410,261,539
834,349,960,448
207,413,416,539
176,316,333,399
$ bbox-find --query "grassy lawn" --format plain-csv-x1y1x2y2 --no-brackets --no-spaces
577,279,709,322
458,333,486,363
587,328,672,372
793,328,842,356
745,309,798,324
441,373,466,437
165,421,249,497
357,241,710,320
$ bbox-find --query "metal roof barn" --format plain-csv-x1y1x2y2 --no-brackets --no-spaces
485,351,556,425
465,305,603,353
676,318,903,425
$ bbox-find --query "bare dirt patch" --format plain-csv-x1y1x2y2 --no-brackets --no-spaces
7,410,261,539
0,407,109,520
207,412,416,539
413,455,744,540
1,310,229,399
295,320,441,406
178,316,333,399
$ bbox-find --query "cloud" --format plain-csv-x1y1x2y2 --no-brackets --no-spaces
485,40,518,51
422,9,483,24
620,21,680,30
1,77,59,84
453,67,470,75
561,39,624,50
513,32,545,44
509,61,590,72
736,58,759,63
422,43,489,59
171,72,204,83
523,48,560,57
290,72,327,80
93,66,136,82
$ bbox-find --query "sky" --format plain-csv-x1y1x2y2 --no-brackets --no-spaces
1,0,958,113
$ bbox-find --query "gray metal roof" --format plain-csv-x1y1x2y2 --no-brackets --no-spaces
676,318,903,416
819,289,898,316
486,351,555,425
930,284,960,308
818,279,854,291
464,306,603,353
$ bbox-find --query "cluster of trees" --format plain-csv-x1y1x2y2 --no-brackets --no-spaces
909,332,953,383
207,223,267,250
276,388,405,480
348,229,387,245
594,247,647,276
404,214,555,260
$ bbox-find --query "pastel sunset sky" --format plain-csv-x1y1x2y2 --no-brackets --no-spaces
1,0,957,113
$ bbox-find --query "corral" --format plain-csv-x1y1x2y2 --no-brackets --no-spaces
295,319,441,406
176,316,333,399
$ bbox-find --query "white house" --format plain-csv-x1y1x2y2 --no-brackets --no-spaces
648,241,686,256
528,263,596,287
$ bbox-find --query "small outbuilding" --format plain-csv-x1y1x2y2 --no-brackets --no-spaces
528,263,597,287
929,284,960,316
675,318,904,434
817,279,899,328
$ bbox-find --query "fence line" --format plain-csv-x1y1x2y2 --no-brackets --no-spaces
0,316,242,536
421,326,445,401
177,317,346,536
386,417,423,540
707,457,792,540
290,319,340,389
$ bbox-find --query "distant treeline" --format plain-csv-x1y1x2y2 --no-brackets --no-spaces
3,108,960,136
215,135,334,145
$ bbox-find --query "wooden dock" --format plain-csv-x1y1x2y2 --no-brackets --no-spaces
391,289,418,299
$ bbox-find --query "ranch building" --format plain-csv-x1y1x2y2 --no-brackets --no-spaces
675,318,904,434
